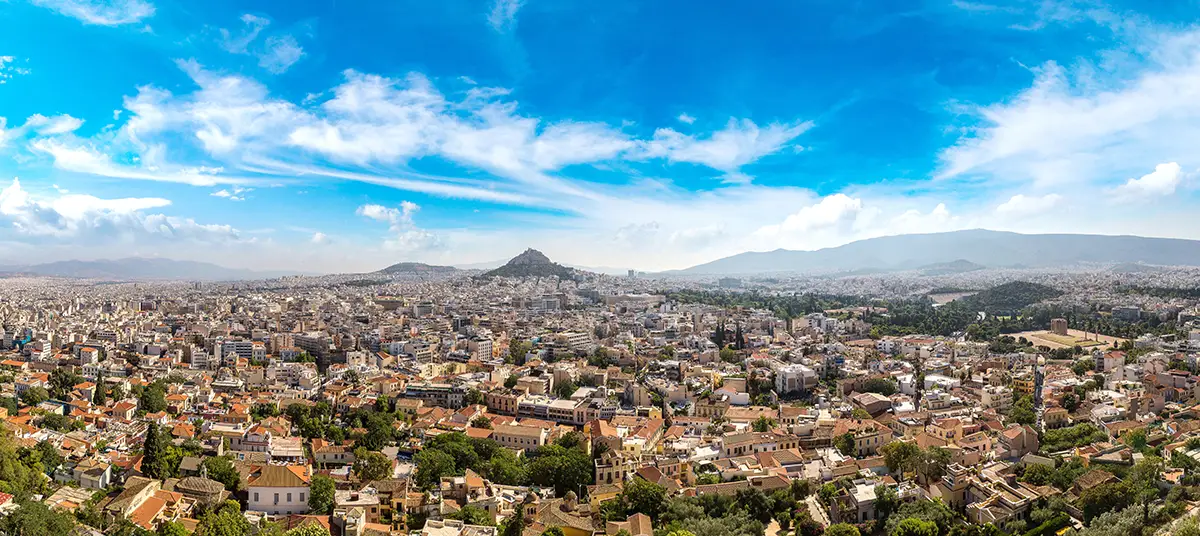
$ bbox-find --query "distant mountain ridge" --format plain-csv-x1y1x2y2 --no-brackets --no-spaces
483,249,578,279
0,258,301,280
675,230,1200,275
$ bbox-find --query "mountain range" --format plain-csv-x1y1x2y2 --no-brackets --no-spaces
674,230,1200,275
0,258,302,281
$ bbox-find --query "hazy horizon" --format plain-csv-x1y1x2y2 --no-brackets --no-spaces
3,1,1199,272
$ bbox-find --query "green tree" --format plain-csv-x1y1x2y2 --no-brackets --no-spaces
1008,396,1036,426
622,478,667,521
111,383,126,401
139,383,168,413
352,447,392,483
1061,392,1079,411
835,433,856,456
914,447,952,483
142,422,166,479
508,341,532,365
892,518,938,536
93,374,107,405
734,488,773,524
504,374,520,389
35,441,63,476
719,345,738,363
49,368,82,400
196,500,251,536
880,441,920,476
875,485,900,524
1079,481,1131,522
825,524,861,536
884,499,957,535
414,449,456,489
500,499,525,536
285,525,331,536
447,505,495,526
464,388,484,406
471,416,493,429
752,416,776,432
542,528,566,536
20,386,49,406
528,444,593,497
861,378,897,396
554,379,578,398
0,501,75,535
203,456,241,491
158,521,191,536
1020,463,1053,486
308,474,336,514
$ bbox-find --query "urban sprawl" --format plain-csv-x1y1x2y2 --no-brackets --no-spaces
2,252,1200,536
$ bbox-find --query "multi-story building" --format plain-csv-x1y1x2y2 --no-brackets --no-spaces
247,465,312,515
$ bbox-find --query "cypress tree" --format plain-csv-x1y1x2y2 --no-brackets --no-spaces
142,422,164,479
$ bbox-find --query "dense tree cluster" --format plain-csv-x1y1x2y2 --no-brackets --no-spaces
413,432,592,496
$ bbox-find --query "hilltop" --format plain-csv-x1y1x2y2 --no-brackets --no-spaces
956,281,1063,315
482,249,578,279
376,262,458,275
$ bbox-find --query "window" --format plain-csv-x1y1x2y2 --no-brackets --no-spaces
255,493,259,502
301,493,306,502
287,493,293,502
274,493,279,504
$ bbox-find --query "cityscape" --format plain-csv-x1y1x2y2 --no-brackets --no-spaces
7,2,1200,536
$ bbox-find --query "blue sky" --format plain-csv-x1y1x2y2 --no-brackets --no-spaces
1,0,1198,272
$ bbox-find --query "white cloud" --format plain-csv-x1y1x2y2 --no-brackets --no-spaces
30,0,155,26
641,118,813,180
24,114,84,135
488,0,524,33
357,201,440,251
210,186,250,201
995,193,1064,216
220,14,270,54
938,27,1200,190
29,138,238,186
677,113,696,124
753,194,866,243
217,14,303,74
258,35,304,74
1113,162,1182,197
0,56,30,85
0,177,241,244
310,232,328,244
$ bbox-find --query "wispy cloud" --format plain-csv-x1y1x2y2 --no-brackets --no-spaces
938,25,1200,193
219,14,270,54
30,0,155,26
677,113,696,125
258,35,304,74
488,0,524,33
210,186,251,201
216,14,304,74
